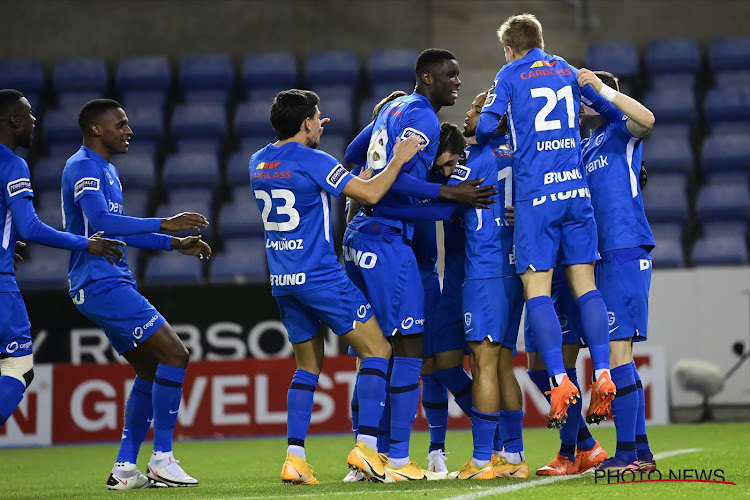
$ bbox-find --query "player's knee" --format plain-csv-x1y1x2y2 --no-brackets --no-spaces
0,354,34,388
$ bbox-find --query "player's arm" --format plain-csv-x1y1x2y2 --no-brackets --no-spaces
577,68,655,139
120,233,211,260
477,74,511,144
372,200,458,221
346,165,370,223
342,136,425,206
79,194,208,234
345,122,374,166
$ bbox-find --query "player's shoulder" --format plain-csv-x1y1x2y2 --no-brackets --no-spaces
0,150,29,174
64,148,100,176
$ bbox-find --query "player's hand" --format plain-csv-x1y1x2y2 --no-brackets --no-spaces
86,231,126,266
317,117,331,142
13,241,25,270
391,136,426,166
439,178,498,208
161,212,209,232
577,68,603,92
505,205,515,227
358,167,374,180
639,163,648,190
172,235,212,260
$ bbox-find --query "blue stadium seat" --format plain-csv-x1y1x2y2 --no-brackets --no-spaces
585,42,640,79
125,248,141,278
234,100,274,138
358,96,379,129
702,221,748,240
715,70,750,88
178,55,234,92
704,86,750,125
304,51,359,86
692,235,748,266
183,89,231,112
246,87,284,104
645,38,701,75
15,246,69,290
703,171,750,188
370,80,416,101
701,134,750,172
708,122,750,136
42,108,82,144
231,185,253,203
218,199,264,239
174,137,222,157
319,98,353,135
31,155,68,190
57,90,104,111
649,235,684,268
642,135,693,173
125,106,164,140
709,37,750,71
162,152,220,189
46,141,81,159
642,174,689,222
319,134,348,164
367,49,418,82
144,252,204,285
239,136,272,154
52,57,108,93
696,184,750,221
643,123,691,143
120,90,169,119
171,102,227,140
650,222,684,242
114,153,157,190
650,73,697,90
123,140,159,164
241,52,297,91
0,60,45,95
168,187,214,205
122,189,151,218
116,56,171,92
226,152,251,186
210,237,268,284
643,87,697,122
35,206,64,231
155,200,213,241
313,84,356,105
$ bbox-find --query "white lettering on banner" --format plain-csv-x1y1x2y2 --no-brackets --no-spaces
0,365,52,447
175,324,203,360
70,328,127,365
205,322,245,360
70,380,118,431
247,320,293,359
536,138,576,151
543,168,582,185
334,371,358,407
254,374,287,424
211,375,250,425
270,273,306,286
178,376,207,427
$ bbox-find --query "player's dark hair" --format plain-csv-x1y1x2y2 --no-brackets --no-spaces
415,48,457,82
270,89,319,141
78,99,123,134
497,13,544,52
594,71,620,92
0,89,25,119
372,90,408,120
437,122,466,157
496,114,510,136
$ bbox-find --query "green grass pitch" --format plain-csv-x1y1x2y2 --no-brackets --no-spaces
2,422,748,499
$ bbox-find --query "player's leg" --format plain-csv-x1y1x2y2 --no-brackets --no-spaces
0,292,33,429
633,361,656,469
432,288,472,417
343,354,366,482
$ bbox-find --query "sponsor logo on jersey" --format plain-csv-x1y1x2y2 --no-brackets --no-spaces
594,133,605,146
108,200,123,214
544,168,583,185
7,178,32,197
532,187,591,206
451,165,471,182
536,138,577,151
251,170,291,180
256,161,282,170
5,340,31,353
530,60,557,68
400,127,429,146
74,177,100,197
266,238,304,251
400,316,424,330
270,273,307,286
521,66,573,80
133,315,159,339
464,312,472,327
586,155,609,174
342,245,378,269
326,164,348,189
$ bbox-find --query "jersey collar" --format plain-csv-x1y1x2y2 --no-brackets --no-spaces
80,145,110,167
522,48,546,62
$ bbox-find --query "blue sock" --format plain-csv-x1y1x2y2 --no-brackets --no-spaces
558,368,582,461
286,369,319,450
610,363,637,462
434,366,473,417
351,371,360,442
632,362,652,460
357,357,389,448
498,410,524,454
493,424,503,453
377,358,393,454
577,417,597,451
576,290,610,373
420,373,448,452
526,296,566,379
471,408,499,462
0,376,25,427
116,377,153,463
152,364,185,453
527,369,551,403
389,357,423,460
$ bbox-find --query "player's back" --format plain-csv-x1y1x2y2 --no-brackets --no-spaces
484,48,586,201
0,145,29,290
250,142,350,297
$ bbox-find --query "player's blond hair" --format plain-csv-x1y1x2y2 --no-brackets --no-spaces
372,90,408,120
497,13,544,52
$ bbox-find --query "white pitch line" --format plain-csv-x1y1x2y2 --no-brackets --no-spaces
442,448,704,500
196,484,486,500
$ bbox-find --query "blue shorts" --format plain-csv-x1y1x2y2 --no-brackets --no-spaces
276,279,375,344
463,276,523,353
343,223,424,337
432,277,466,355
514,195,600,274
524,268,583,352
596,250,652,342
0,292,32,357
74,281,166,356
422,281,441,358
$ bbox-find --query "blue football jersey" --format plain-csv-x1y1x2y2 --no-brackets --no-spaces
62,147,135,292
353,93,440,240
0,144,34,292
449,136,515,280
412,169,444,283
482,48,588,201
250,142,355,296
582,119,655,252
442,214,466,290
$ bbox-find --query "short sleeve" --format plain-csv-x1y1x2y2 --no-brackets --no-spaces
69,159,105,203
307,150,354,198
610,115,638,141
4,157,34,205
398,107,439,175
482,67,513,116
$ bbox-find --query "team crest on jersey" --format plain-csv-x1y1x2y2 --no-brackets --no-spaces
74,177,100,197
464,312,472,327
7,178,32,197
451,165,471,182
326,164,347,188
594,134,605,146
400,127,429,145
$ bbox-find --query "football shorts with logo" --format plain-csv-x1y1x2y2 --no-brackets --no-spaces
0,292,32,357
276,278,375,344
514,195,600,274
73,280,166,355
463,276,523,353
432,278,467,354
595,249,651,342
342,223,425,337
524,268,584,352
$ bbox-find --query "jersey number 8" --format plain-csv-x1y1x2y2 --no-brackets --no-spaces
254,189,300,232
